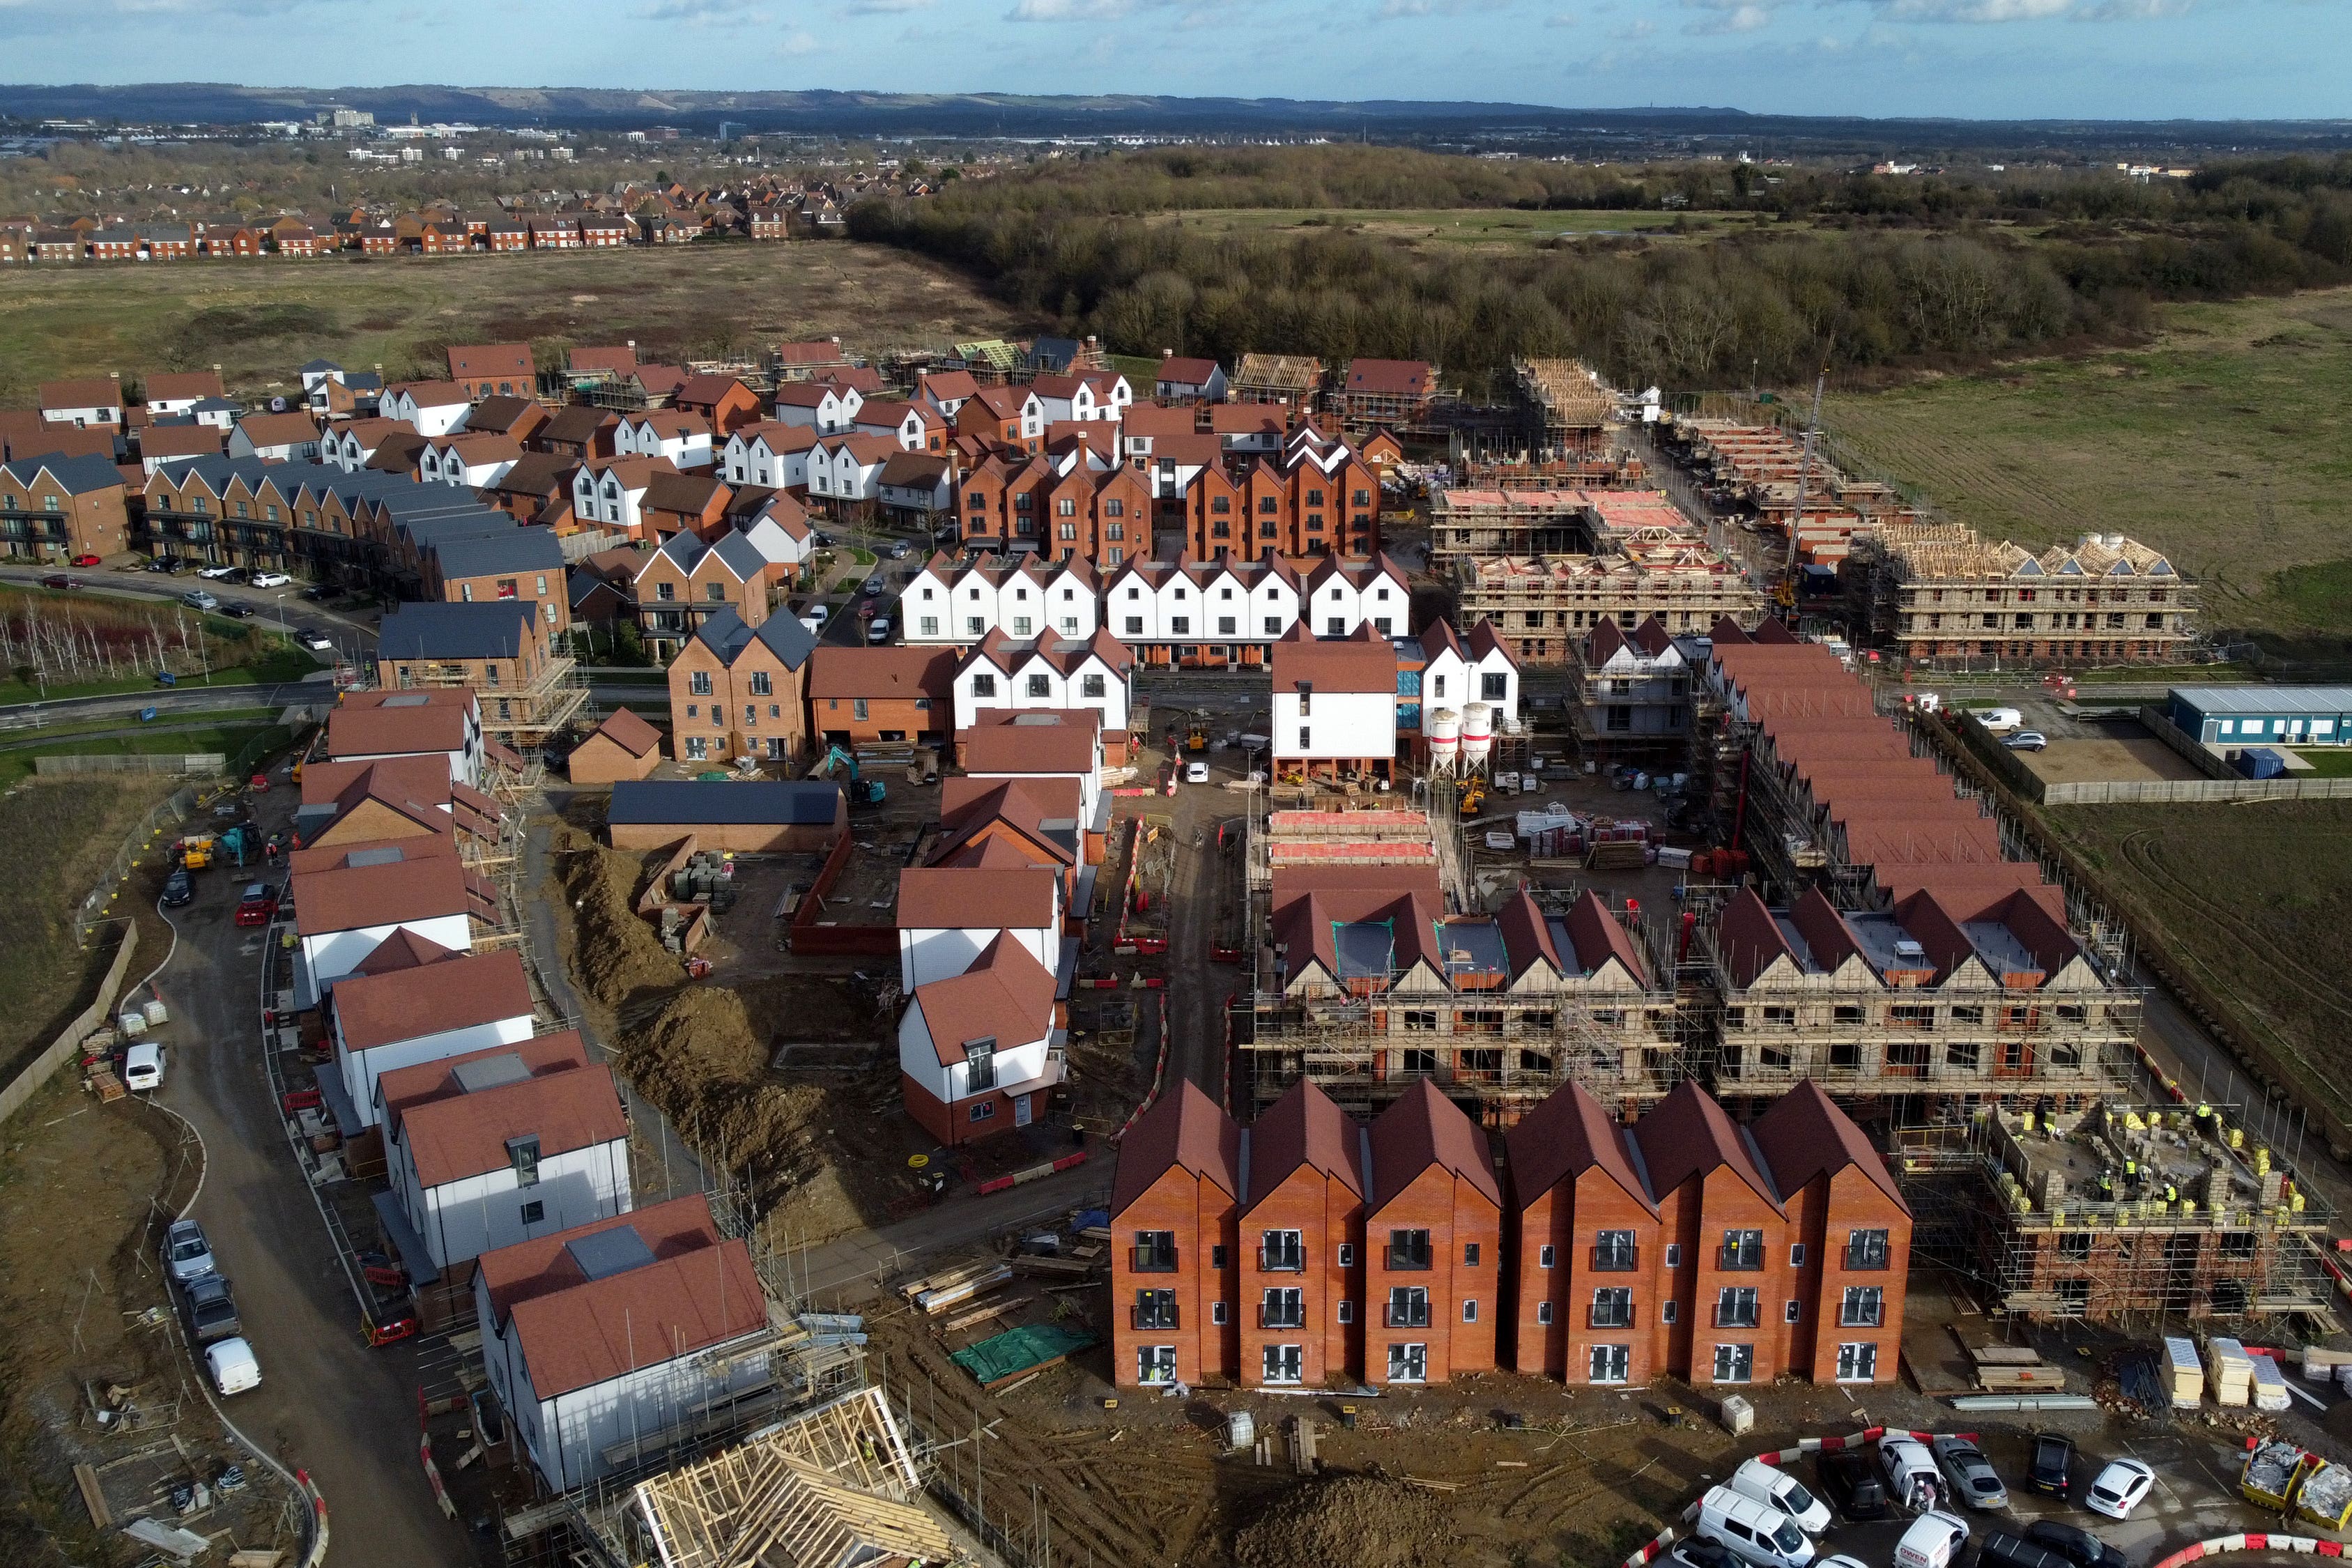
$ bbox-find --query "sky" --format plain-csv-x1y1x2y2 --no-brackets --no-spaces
0,0,2344,123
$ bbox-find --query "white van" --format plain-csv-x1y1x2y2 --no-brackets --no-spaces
1696,1486,1816,1568
123,1042,164,1093
1728,1458,1834,1535
206,1337,261,1396
1975,707,2024,734
1894,1511,1970,1568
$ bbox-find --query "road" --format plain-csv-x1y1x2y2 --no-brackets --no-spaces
0,563,382,661
144,790,479,1567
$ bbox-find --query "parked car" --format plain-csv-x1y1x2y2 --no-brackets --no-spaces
861,576,885,597
162,869,194,907
233,883,278,927
1185,760,1210,785
249,571,291,588
1815,1448,1889,1521
146,557,179,573
1666,1541,1744,1568
1976,1532,2073,1568
1695,1487,1814,1568
1975,707,2024,733
71,553,100,567
2082,1460,2155,1521
1880,1436,1944,1513
866,617,892,643
205,1337,261,1397
123,1041,164,1093
196,564,237,580
2023,1520,2127,1568
182,590,220,611
1892,1512,1969,1568
162,1219,215,1284
220,602,256,620
1932,1436,2008,1512
888,541,912,560
2027,1434,2075,1498
299,631,334,652
182,1273,240,1344
2004,730,2049,751
806,604,830,626
1729,1458,1833,1535
39,573,79,590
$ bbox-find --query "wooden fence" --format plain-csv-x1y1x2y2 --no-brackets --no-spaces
0,925,139,1126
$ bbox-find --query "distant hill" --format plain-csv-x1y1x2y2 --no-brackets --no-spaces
3,84,2348,153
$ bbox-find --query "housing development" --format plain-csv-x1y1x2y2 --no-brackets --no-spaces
13,304,2352,1568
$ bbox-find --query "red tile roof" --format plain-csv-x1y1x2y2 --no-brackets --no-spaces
1367,1078,1500,1211
1630,1079,1781,1211
1747,1081,1907,1214
806,645,956,702
1270,622,1396,695
294,852,475,937
396,1045,624,1189
896,865,1059,931
1505,1080,1654,1215
1110,1079,1240,1214
1242,1078,1362,1210
587,707,662,760
1344,359,1430,399
908,933,1056,1066
332,947,533,1053
958,710,1100,777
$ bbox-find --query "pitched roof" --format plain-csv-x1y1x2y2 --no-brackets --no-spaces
909,932,1056,1065
1242,1078,1363,1208
609,780,843,829
332,946,532,1052
377,1026,589,1132
1156,357,1222,385
1344,359,1431,398
234,411,323,448
433,528,564,582
377,601,538,662
1505,1080,1654,1215
896,865,1059,931
959,710,1099,776
1270,622,1397,695
1110,1080,1240,1215
1367,1079,1500,1211
328,689,474,759
38,377,122,410
567,345,638,376
806,645,955,702
1629,1079,1781,1210
675,373,751,408
585,707,662,760
448,344,534,381
1746,1081,1908,1215
349,928,459,976
690,605,818,671
293,851,476,937
143,370,224,403
394,1047,624,1190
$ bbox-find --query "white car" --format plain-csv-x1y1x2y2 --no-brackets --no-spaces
206,1337,261,1396
1893,1511,1969,1568
249,571,291,588
806,604,830,626
123,1041,164,1093
1728,1457,1834,1536
299,631,334,652
1184,761,1209,784
866,617,891,643
2082,1459,2155,1521
197,564,238,580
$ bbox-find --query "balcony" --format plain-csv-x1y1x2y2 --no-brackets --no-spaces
1130,1248,1178,1274
1590,1245,1638,1273
1845,1243,1892,1272
1258,1250,1304,1274
1259,1305,1305,1330
1715,1302,1760,1330
1130,1305,1180,1331
1385,1302,1431,1330
1717,1247,1764,1273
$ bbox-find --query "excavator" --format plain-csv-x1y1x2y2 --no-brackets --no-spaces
1185,711,1209,753
807,745,886,806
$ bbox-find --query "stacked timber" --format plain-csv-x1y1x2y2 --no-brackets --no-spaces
2162,1337,2205,1408
900,1259,1014,1316
1969,1345,2067,1393
2208,1337,2254,1408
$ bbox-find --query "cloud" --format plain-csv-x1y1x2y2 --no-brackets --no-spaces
1873,0,2077,16
1374,0,1509,15
847,0,933,10
638,0,771,22
777,26,821,49
1683,0,1772,30
1611,14,1654,34
1543,7,1575,20
1005,0,1132,17
2075,0,2194,15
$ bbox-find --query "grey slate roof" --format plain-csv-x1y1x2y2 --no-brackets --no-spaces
609,780,843,828
431,527,566,581
376,601,538,661
691,606,818,672
1,452,125,494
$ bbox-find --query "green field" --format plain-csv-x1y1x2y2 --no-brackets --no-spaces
0,242,1020,406
0,723,286,790
1820,289,2352,650
1144,206,1746,248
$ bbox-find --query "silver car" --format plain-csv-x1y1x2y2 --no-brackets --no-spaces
163,1218,215,1284
1932,1436,2008,1511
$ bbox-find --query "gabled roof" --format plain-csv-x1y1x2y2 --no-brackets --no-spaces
959,710,1100,776
350,927,458,976
909,932,1056,1065
896,864,1058,932
609,780,841,829
689,606,818,672
38,377,123,410
585,707,662,760
1367,1079,1500,1212
332,946,532,1052
1270,622,1397,695
328,688,475,760
1110,1081,1240,1215
1505,1080,1655,1215
432,527,564,582
377,601,538,662
1242,1078,1362,1208
1629,1079,1781,1211
1344,359,1431,398
806,645,955,702
1747,1081,1908,1215
448,344,534,381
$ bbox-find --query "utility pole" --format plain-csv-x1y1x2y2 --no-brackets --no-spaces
1782,363,1827,615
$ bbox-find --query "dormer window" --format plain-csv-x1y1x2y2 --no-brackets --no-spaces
507,1135,541,1187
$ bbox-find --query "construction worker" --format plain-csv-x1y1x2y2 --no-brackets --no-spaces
2099,1170,2116,1200
2196,1102,2214,1136
2165,1182,2178,1208
2124,1158,2139,1192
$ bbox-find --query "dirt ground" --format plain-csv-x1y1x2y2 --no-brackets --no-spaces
2021,730,2208,785
0,1073,300,1567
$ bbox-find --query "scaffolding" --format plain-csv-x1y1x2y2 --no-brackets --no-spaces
1896,1102,2335,1335
385,654,593,751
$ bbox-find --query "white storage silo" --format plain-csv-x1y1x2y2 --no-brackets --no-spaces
1426,707,1461,775
1461,702,1495,769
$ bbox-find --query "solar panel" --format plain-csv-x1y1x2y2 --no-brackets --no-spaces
566,1226,657,1282
451,1053,530,1094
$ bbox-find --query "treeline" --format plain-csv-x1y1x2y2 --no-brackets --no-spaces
847,147,2352,391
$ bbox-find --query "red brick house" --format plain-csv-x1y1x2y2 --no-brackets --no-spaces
1337,359,1434,426
664,606,819,764
1747,1082,1910,1385
953,386,1043,455
1363,1080,1502,1387
448,345,537,401
1505,1080,1662,1385
1236,1080,1364,1390
1110,1082,1240,1390
807,646,956,751
1633,1080,1790,1390
673,374,763,437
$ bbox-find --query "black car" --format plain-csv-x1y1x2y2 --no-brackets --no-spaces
300,585,332,601
220,602,256,620
2028,1432,2076,1498
162,869,194,907
2024,1521,2127,1568
1815,1446,1890,1520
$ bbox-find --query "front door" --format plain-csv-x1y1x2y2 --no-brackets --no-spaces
1013,1093,1032,1128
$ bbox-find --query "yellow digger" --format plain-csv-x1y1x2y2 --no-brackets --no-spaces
1459,776,1487,816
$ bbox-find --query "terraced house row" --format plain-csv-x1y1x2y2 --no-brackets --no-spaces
1109,1077,1909,1392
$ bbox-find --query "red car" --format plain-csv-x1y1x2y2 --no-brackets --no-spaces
71,553,101,568
233,883,279,928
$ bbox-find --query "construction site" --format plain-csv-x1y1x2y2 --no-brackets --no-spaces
1658,417,1918,568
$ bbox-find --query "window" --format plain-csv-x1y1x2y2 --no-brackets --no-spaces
971,673,996,698
1336,1243,1355,1268
852,698,868,721
1125,617,1144,635
1785,1299,1802,1323
1026,673,1051,698
1720,1230,1765,1270
1715,1286,1759,1328
1169,616,1190,635
1387,1344,1427,1383
1265,616,1283,636
1538,1243,1556,1270
1263,1344,1302,1385
1594,1230,1637,1271
1138,1346,1177,1385
1590,1344,1630,1383
1297,727,1311,751
1134,1289,1178,1330
1790,1243,1807,1268
748,671,771,697
520,1199,545,1224
1535,1300,1554,1325
1326,617,1346,636
1387,1286,1431,1328
1210,1300,1227,1325
920,617,939,636
507,1135,541,1187
1663,1243,1681,1270
1132,1230,1177,1272
1261,1229,1304,1271
1661,1299,1679,1325
1591,1287,1634,1328
2221,1231,2258,1261
969,1100,995,1123
1840,1286,1884,1327
1463,1298,1479,1324
1713,1343,1755,1383
1012,616,1033,636
1082,672,1105,698
689,669,713,696
1261,1287,1304,1328
1836,1342,1879,1382
1337,1300,1354,1324
656,581,677,601
1388,1229,1431,1270
1846,1228,1891,1270
1463,1242,1482,1268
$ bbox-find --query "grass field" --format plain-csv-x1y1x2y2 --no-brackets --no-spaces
0,242,1022,404
1142,206,1748,248
0,723,284,790
1820,289,2352,650
2048,799,2352,1131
